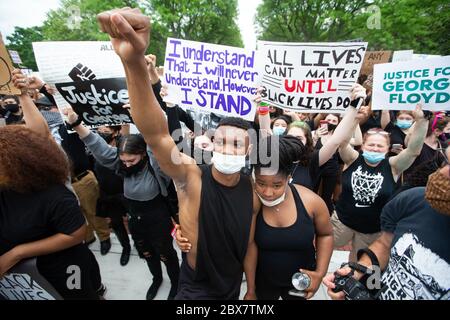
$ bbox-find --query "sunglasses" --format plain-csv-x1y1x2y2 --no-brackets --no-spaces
367,130,390,136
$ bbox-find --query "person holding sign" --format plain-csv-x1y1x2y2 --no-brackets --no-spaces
0,70,104,299
331,104,429,261
96,7,260,300
65,110,180,300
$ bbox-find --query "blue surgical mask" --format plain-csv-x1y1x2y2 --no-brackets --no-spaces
362,151,386,164
273,126,286,136
396,119,413,129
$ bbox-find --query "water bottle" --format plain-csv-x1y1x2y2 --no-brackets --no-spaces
292,272,311,291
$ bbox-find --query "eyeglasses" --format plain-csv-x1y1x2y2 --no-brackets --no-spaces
366,130,390,136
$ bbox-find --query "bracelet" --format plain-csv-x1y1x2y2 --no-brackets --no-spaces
357,247,380,268
65,117,82,130
258,106,270,115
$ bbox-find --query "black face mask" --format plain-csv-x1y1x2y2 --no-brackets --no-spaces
439,132,450,142
193,148,213,165
328,123,338,131
120,155,148,177
98,132,114,144
4,103,20,113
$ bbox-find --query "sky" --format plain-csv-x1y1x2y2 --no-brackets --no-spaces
0,0,262,49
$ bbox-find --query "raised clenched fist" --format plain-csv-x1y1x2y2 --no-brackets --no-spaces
97,7,151,63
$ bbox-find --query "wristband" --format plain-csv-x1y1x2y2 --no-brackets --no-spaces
65,117,82,130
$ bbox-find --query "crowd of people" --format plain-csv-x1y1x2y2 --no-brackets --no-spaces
0,7,449,301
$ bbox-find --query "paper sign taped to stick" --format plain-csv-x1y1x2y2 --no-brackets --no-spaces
32,41,130,127
257,41,367,113
0,33,21,95
8,50,22,65
372,56,450,111
360,51,392,76
163,38,259,121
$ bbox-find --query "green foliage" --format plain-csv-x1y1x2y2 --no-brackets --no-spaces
6,26,44,70
255,0,450,55
6,0,243,70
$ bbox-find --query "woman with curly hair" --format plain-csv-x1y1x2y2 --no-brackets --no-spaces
0,69,103,300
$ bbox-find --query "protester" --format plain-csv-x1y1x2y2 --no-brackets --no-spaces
0,70,104,299
332,104,429,261
323,147,450,300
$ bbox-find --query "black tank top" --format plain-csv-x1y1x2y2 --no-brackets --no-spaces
336,153,396,233
255,184,316,288
194,165,253,298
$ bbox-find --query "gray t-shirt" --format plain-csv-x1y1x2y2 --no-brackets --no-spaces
82,132,169,201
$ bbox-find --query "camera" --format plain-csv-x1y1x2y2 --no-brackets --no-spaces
332,272,375,300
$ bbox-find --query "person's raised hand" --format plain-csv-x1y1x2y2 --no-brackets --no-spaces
27,75,45,90
97,7,150,63
11,69,29,94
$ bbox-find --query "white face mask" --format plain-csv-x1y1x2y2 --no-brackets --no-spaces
256,192,286,207
212,151,246,174
252,171,287,207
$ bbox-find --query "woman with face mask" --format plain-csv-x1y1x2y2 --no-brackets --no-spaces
332,104,429,262
66,111,180,300
271,115,291,136
92,125,132,266
382,110,415,155
251,135,333,300
402,114,449,182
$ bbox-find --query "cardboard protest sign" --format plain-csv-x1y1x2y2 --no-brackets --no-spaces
0,33,21,95
360,51,392,76
32,41,130,128
372,56,450,111
256,41,367,113
55,77,131,127
0,258,62,300
163,38,259,121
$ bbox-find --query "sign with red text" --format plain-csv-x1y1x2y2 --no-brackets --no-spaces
256,41,367,113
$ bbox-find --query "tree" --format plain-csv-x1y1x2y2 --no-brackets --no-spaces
6,26,44,70
41,0,141,41
255,0,369,42
145,0,243,59
255,0,450,55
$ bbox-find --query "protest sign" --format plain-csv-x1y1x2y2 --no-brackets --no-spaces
392,50,414,62
32,41,130,127
360,50,392,76
0,258,62,300
55,77,131,127
256,41,367,113
163,38,259,121
0,33,21,95
372,56,450,111
8,50,22,65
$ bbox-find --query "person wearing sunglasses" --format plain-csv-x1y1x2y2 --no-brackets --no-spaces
331,104,429,262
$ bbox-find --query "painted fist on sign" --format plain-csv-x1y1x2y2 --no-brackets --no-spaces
97,7,151,63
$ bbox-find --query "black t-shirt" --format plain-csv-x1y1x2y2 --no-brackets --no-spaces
360,111,381,135
59,126,92,176
403,143,447,180
379,187,450,300
291,149,320,190
335,154,397,233
315,138,340,176
94,161,124,195
385,122,407,148
0,185,86,255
